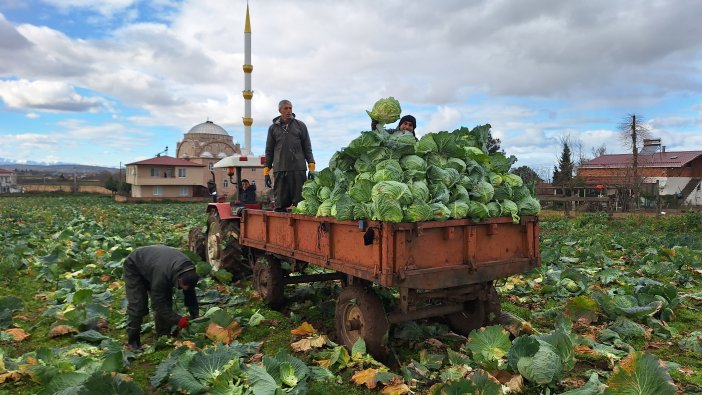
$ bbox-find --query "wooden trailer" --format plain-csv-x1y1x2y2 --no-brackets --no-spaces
194,204,540,357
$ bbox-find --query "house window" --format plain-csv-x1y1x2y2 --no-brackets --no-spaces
223,179,229,188
130,167,136,176
153,186,163,196
178,168,186,177
208,162,214,170
180,186,189,196
150,167,160,177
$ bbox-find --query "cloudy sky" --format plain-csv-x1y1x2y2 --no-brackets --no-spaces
1,0,701,179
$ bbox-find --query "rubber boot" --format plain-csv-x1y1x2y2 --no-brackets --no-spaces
126,329,141,350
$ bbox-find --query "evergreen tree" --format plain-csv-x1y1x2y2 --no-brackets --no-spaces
553,143,574,186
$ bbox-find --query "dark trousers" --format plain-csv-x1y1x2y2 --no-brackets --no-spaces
273,171,307,209
124,260,171,343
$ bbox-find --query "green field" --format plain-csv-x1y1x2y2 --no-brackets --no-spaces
1,195,701,394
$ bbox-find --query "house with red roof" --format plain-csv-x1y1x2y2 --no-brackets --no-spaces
125,156,206,199
578,147,702,205
0,168,18,193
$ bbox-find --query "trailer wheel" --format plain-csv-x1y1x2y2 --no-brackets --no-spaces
206,211,246,277
335,285,389,359
447,284,501,336
253,255,284,309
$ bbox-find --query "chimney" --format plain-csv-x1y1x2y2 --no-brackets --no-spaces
662,146,665,153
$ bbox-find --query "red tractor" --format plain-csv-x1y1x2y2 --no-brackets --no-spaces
189,154,266,278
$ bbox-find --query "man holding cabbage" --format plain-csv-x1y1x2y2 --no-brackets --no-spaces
368,97,418,141
264,99,316,211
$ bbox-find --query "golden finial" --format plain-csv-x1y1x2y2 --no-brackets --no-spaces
245,4,251,33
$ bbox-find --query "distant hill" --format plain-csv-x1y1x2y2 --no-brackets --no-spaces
0,159,117,174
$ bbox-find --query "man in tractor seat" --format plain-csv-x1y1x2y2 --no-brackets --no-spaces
238,179,257,204
123,245,200,350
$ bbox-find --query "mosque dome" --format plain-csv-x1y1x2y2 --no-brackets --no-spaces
187,120,229,136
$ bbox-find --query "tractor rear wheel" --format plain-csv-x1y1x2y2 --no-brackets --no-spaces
253,255,284,309
335,284,389,359
206,211,248,278
446,284,501,336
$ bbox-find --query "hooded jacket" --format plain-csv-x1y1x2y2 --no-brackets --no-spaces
125,245,198,325
265,114,315,172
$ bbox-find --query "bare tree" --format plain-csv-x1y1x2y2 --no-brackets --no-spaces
618,114,651,209
591,143,607,158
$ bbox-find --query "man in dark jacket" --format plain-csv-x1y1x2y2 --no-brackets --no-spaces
123,245,200,350
264,99,315,210
239,179,257,204
371,114,418,141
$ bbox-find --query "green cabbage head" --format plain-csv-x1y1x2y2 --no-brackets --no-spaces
366,97,401,125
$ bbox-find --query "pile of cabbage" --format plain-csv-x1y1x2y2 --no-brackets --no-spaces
292,124,541,223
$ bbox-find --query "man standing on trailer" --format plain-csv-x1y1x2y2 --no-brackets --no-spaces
264,99,315,211
123,245,200,350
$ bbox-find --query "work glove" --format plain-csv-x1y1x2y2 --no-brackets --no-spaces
307,163,316,180
264,167,272,188
177,316,190,329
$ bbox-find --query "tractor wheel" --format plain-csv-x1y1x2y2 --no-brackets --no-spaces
335,284,389,359
253,255,284,309
206,211,246,278
446,283,501,336
188,227,207,261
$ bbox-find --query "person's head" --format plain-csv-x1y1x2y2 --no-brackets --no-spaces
398,115,416,133
241,179,250,189
177,269,199,291
278,100,293,123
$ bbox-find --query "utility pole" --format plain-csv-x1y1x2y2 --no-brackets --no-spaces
631,115,638,208
119,161,122,194
73,167,77,193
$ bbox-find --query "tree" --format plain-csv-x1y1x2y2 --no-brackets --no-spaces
104,175,118,194
591,143,607,158
486,133,502,154
553,142,574,186
618,114,651,208
118,181,131,195
511,165,543,186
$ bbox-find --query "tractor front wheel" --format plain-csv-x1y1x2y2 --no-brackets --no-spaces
206,211,247,278
188,227,206,261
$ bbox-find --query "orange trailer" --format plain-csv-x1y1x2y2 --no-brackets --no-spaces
193,204,540,357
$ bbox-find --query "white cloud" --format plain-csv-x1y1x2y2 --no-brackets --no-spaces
0,79,103,111
1,1,702,168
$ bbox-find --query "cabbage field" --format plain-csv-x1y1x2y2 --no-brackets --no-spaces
1,195,702,394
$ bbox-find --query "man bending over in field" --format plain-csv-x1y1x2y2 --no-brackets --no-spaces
123,245,200,350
